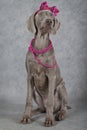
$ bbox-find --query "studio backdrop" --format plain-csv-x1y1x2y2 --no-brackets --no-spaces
0,0,87,118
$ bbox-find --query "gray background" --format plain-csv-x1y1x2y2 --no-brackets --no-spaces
0,0,87,130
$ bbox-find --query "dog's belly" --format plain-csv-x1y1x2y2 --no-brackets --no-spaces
33,87,60,112
33,74,48,96
31,64,48,95
30,62,61,111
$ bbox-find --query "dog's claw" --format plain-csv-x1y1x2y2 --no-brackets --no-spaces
55,110,66,121
44,118,54,127
21,116,31,124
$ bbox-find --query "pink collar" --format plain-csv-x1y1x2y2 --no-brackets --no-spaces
28,38,57,68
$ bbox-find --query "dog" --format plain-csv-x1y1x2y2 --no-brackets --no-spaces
21,2,68,127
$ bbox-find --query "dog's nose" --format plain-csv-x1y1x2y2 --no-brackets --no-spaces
46,19,52,24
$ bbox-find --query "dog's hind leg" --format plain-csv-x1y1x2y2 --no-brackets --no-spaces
55,80,68,121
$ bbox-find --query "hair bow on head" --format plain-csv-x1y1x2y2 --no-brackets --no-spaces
36,1,59,16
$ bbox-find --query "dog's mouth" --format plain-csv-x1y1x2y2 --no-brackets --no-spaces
40,26,52,34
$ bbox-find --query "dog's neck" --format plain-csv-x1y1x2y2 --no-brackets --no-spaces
34,33,50,50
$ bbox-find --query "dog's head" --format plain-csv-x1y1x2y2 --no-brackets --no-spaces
26,10,60,35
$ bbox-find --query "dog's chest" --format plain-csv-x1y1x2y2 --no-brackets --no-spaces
32,65,48,94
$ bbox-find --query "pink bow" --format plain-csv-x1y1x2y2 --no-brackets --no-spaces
36,1,59,16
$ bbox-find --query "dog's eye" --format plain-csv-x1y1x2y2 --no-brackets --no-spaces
50,13,53,16
39,12,43,16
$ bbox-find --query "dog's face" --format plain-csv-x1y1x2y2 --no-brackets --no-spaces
27,10,60,35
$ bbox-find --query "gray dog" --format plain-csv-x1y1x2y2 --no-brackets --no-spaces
21,9,68,127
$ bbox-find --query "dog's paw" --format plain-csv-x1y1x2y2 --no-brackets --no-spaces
44,118,54,127
55,110,66,121
21,115,31,124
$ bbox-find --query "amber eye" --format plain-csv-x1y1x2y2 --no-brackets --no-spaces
50,12,53,16
39,12,43,16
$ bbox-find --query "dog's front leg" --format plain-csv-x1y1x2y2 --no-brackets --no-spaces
45,75,56,127
21,75,33,124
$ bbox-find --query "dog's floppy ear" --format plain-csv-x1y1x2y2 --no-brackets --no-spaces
26,13,36,33
51,18,60,35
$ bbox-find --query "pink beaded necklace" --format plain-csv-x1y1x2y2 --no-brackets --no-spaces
28,38,57,68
